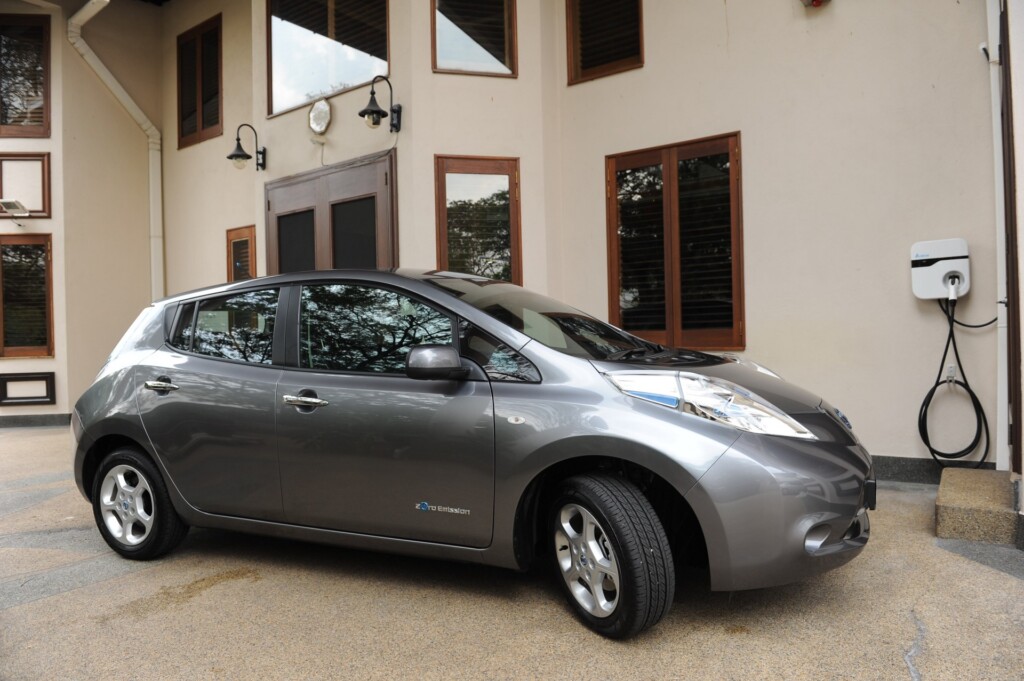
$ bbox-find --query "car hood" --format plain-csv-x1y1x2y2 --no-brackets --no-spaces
590,351,823,416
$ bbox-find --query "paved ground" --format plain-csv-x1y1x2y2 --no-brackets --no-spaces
1,426,1023,680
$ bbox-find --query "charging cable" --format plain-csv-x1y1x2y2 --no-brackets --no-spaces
917,278,991,468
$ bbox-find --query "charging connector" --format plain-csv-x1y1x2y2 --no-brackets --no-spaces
947,275,960,304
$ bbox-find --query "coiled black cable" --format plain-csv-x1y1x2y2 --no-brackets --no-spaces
917,299,990,468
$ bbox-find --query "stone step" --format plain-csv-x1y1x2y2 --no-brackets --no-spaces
935,468,1017,544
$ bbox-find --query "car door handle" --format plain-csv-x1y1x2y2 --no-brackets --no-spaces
144,380,179,393
283,394,329,408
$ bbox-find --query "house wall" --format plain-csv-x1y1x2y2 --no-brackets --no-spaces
552,0,999,463
153,0,1000,465
0,1,67,418
161,0,254,295
63,0,160,405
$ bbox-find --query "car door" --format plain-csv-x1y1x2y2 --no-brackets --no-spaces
135,287,285,521
276,281,495,547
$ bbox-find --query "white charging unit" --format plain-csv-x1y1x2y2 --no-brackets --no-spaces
911,238,970,300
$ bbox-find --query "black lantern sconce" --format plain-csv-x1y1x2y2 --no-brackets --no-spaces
227,123,267,171
357,75,402,133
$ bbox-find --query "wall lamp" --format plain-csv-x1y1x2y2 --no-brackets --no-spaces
357,75,402,133
0,199,30,227
227,123,267,170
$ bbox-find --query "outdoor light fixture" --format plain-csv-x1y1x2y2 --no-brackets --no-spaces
357,75,402,133
0,199,30,227
227,123,267,171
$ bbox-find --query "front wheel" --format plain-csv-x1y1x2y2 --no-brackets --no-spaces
92,448,188,560
550,474,675,639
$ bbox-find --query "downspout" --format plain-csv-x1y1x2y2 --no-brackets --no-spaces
67,0,165,300
986,0,1012,472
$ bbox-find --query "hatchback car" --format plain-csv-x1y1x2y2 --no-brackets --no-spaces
74,269,874,638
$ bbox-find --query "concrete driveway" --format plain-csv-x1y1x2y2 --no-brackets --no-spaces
2,426,1023,680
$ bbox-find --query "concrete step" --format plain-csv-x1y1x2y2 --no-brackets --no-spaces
935,468,1017,543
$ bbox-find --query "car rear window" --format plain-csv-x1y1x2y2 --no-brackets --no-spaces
188,289,278,364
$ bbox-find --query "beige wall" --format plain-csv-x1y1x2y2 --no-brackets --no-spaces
63,0,160,404
551,0,999,461
133,0,1006,464
161,0,254,295
0,1,67,416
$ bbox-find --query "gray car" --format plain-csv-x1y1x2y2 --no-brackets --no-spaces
73,269,874,639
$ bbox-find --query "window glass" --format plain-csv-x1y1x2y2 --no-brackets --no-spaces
436,157,520,284
458,320,538,382
170,302,196,351
269,0,388,114
567,0,642,84
278,210,316,273
300,284,452,373
616,163,665,333
434,0,515,76
0,15,48,137
193,289,278,364
227,226,256,282
429,277,641,361
177,15,221,147
679,152,733,331
608,135,744,350
1,235,50,355
331,197,377,268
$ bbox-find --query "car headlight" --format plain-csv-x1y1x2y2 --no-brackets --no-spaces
606,371,816,440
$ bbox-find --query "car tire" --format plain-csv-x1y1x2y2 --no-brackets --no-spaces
91,448,188,560
550,473,675,639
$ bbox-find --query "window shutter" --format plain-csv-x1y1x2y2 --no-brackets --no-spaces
577,0,641,72
1,240,48,351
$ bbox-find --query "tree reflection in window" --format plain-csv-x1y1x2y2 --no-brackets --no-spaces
193,289,278,364
458,320,539,382
301,284,453,373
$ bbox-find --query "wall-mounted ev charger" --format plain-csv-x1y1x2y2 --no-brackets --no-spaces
911,237,992,469
911,238,970,300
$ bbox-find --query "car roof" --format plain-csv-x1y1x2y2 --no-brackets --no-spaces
156,268,500,306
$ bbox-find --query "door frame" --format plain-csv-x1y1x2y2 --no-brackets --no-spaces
265,149,398,273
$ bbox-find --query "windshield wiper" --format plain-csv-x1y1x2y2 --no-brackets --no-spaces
606,343,670,361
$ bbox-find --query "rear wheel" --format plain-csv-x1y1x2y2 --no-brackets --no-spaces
92,448,188,560
550,474,675,639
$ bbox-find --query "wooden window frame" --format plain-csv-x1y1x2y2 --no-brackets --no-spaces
0,233,53,358
566,0,644,86
0,14,50,139
435,155,522,285
0,152,50,218
177,14,223,149
267,0,391,117
0,371,55,405
226,225,257,282
430,0,518,78
606,133,744,351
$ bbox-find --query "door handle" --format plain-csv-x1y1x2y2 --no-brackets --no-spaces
283,394,329,408
144,379,179,393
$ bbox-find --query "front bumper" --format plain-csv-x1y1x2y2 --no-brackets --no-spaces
684,431,874,592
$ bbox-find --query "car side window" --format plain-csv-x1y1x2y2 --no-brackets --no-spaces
459,321,540,383
301,284,453,373
169,302,196,351
191,289,278,364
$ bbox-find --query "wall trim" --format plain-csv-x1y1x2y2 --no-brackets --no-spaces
873,455,996,485
0,413,70,428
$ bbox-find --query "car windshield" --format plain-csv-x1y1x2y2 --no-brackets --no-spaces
426,275,657,360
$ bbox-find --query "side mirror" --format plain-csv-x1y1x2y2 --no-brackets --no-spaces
406,345,469,380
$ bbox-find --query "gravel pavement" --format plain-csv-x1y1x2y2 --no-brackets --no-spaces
2,426,1023,680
